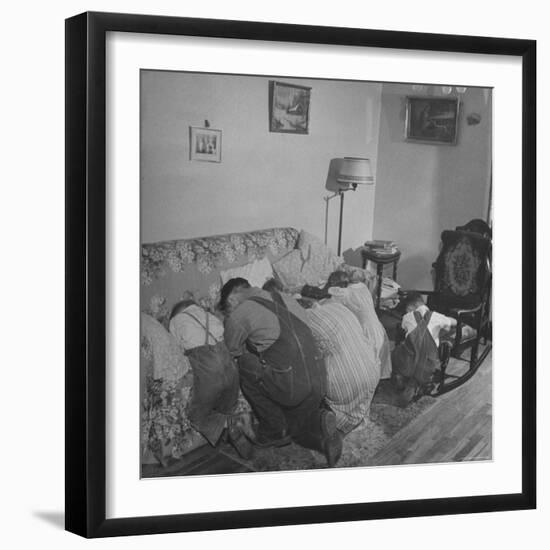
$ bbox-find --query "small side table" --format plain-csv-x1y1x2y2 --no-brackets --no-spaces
361,248,401,310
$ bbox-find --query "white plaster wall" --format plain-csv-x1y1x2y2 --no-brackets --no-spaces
373,84,492,289
140,71,381,260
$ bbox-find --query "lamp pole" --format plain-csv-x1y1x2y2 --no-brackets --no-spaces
337,190,345,256
324,191,339,247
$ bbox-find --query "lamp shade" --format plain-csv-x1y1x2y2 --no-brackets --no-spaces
326,157,374,191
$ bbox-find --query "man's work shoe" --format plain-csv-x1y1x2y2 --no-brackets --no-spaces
320,409,342,467
320,409,337,439
321,409,342,468
227,417,254,460
323,430,343,468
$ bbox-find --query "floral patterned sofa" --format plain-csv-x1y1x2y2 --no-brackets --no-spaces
140,227,371,466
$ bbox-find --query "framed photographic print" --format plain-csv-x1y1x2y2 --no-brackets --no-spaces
405,96,460,144
189,126,222,162
269,80,311,133
66,11,536,538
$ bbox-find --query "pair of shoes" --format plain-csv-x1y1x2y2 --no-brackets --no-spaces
251,430,292,448
320,409,342,467
227,418,254,460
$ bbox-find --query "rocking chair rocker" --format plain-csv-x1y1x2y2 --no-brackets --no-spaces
399,227,492,395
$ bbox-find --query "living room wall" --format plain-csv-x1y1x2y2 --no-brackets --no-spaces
140,71,382,259
373,84,492,289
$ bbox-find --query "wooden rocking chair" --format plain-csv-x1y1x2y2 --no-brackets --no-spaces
399,227,492,395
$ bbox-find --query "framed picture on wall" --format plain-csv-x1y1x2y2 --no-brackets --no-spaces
269,80,311,133
189,126,222,162
405,96,460,145
66,11,536,539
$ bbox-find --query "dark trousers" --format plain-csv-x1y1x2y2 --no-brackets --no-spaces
186,342,240,445
238,352,325,452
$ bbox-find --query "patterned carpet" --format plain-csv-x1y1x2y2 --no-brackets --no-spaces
221,379,438,473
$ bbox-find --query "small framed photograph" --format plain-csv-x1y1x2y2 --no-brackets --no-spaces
189,126,222,162
269,80,311,134
405,96,460,145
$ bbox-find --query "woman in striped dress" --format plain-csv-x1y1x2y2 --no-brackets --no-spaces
306,301,380,434
327,271,392,380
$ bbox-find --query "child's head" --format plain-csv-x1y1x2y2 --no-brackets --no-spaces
326,270,351,289
262,277,284,293
169,298,196,320
348,268,368,285
402,292,425,313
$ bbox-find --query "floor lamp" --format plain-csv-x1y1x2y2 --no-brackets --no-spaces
324,157,374,256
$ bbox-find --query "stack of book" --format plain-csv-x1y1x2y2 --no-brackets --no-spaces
364,240,399,256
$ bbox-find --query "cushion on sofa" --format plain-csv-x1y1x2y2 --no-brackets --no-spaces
272,249,308,289
220,257,274,289
141,313,190,382
297,230,344,282
273,230,343,288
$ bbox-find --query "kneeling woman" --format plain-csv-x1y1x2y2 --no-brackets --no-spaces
306,300,380,434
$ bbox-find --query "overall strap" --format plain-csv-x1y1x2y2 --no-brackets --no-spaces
413,309,433,326
249,293,298,333
248,295,277,313
181,310,216,344
248,292,305,341
412,309,431,340
269,290,289,311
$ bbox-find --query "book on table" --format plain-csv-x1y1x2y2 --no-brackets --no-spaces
364,240,395,249
364,240,398,255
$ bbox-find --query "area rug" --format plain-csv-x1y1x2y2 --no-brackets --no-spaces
221,381,438,473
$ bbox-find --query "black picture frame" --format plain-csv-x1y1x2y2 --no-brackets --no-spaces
405,96,461,145
65,11,536,538
269,80,312,134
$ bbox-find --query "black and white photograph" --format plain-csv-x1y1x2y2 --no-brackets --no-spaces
139,70,493,478
189,126,222,162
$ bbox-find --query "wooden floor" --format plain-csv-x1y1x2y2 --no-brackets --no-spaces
371,350,492,466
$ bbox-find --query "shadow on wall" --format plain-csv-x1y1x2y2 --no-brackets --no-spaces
342,247,364,268
398,254,436,292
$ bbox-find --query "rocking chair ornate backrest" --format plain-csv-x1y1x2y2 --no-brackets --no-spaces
429,229,491,314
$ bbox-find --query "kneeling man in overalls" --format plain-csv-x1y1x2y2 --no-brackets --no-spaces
220,277,342,467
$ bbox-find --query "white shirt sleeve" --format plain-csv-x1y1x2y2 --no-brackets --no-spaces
401,311,417,337
431,311,455,332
